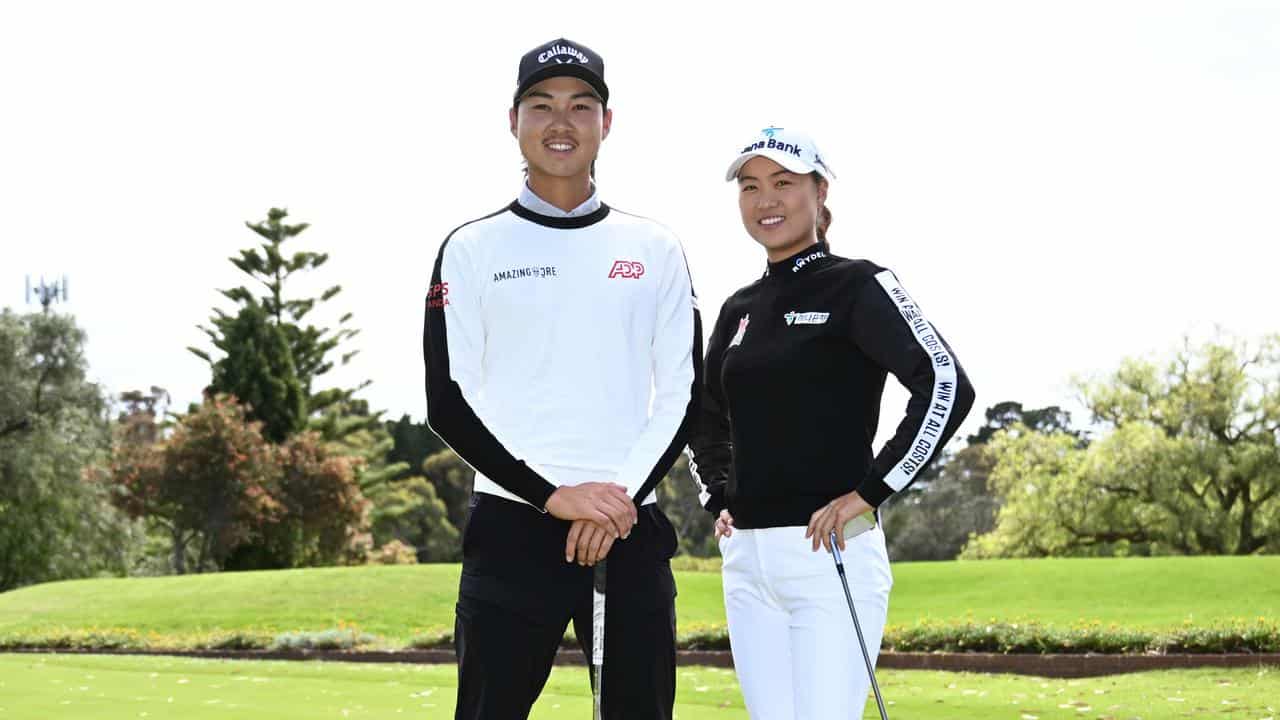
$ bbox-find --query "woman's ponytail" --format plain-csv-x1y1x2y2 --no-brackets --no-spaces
812,172,833,244
817,205,832,243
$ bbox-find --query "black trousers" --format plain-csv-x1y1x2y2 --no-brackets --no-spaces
454,493,678,720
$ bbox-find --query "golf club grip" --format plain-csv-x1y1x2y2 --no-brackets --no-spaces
593,559,607,594
592,562,606,663
592,561,606,720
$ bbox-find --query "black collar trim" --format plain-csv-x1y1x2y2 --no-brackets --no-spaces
766,242,833,277
508,201,611,229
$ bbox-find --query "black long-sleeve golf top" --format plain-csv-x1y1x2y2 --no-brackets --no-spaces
687,242,975,529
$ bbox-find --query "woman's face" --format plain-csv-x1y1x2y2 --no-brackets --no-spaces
509,76,611,182
736,156,826,260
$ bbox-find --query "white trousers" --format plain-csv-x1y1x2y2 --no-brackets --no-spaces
719,524,892,719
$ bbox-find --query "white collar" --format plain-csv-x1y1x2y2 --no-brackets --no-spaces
517,182,601,218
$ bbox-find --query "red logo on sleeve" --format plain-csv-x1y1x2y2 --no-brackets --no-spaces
608,260,645,279
427,282,450,309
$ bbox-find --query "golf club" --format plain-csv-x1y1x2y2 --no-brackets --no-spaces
591,560,607,720
830,526,889,720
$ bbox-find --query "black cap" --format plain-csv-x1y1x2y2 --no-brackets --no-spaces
513,38,608,107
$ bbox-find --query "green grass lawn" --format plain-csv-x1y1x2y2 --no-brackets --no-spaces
1,557,1277,647
888,556,1280,630
2,653,1276,719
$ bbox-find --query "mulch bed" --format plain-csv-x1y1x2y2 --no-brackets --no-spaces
6,647,1280,678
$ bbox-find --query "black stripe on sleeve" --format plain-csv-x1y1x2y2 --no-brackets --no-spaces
423,216,559,510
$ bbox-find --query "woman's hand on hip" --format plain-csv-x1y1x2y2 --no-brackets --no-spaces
714,509,735,539
805,491,873,552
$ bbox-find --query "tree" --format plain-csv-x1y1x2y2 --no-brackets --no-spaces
965,335,1280,558
106,396,375,573
366,425,460,563
188,208,392,565
116,386,171,446
368,475,460,562
105,396,282,573
234,431,370,569
657,453,717,556
883,445,999,561
422,449,475,535
204,301,306,442
309,397,407,550
311,399,404,485
883,400,1073,561
967,401,1081,446
0,309,106,423
386,415,447,481
186,204,363,422
0,309,137,590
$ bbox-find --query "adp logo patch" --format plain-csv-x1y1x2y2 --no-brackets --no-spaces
608,260,645,279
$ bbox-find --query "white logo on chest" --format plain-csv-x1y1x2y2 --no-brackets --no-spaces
784,311,829,326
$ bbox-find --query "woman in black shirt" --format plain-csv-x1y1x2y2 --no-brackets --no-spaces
688,126,975,717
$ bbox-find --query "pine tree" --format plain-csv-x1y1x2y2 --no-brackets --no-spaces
202,301,305,443
188,207,365,431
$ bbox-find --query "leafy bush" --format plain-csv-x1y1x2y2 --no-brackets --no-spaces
406,627,452,649
882,618,1280,654
677,623,731,651
669,556,722,572
370,539,419,565
5,618,1275,655
270,628,378,651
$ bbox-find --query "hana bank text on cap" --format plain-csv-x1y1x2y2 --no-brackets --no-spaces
725,126,836,182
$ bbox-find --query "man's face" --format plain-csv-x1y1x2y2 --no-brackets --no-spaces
510,76,612,181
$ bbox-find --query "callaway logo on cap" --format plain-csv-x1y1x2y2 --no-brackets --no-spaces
514,37,609,106
725,126,836,182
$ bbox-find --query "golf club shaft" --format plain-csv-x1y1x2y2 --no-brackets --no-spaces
831,533,889,720
592,560,607,720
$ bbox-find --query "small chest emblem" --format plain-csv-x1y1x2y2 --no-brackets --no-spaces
784,311,830,326
729,314,750,347
608,260,645,279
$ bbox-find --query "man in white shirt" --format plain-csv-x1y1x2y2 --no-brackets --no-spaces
423,37,702,720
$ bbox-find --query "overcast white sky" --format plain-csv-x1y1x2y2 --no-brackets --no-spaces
3,1,1278,447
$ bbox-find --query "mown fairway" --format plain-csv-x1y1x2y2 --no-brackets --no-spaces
1,653,1277,719
2,557,1277,646
887,556,1280,629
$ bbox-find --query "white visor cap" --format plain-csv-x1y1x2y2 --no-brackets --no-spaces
725,126,836,182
